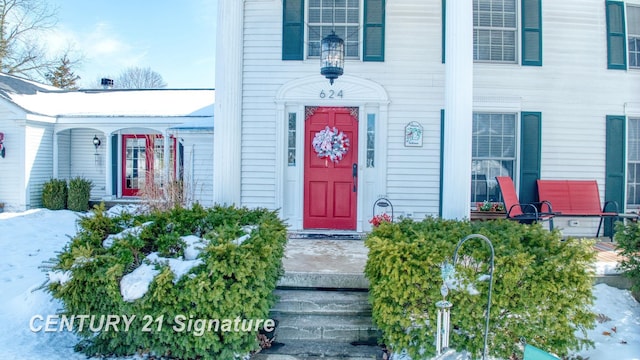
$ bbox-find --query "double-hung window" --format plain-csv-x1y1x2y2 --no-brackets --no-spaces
628,5,640,68
308,0,360,58
473,0,517,62
627,118,640,207
471,113,517,204
466,0,542,65
282,0,385,61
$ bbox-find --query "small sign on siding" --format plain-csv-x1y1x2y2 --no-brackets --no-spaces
404,122,423,147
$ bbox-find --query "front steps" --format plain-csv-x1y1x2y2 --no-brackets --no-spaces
254,288,382,359
252,238,382,359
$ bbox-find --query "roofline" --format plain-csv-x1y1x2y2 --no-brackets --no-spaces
76,88,215,93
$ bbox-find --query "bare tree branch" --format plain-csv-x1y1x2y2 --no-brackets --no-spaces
0,0,63,79
114,66,168,89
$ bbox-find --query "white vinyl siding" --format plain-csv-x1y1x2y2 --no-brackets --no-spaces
471,113,516,204
473,0,517,62
179,133,214,208
0,115,27,211
25,124,54,208
627,118,640,207
629,5,640,68
308,0,360,58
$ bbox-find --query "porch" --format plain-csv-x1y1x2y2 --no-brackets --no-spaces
279,236,630,290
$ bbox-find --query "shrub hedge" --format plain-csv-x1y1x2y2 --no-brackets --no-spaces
47,203,288,360
67,177,93,212
614,221,640,298
364,218,596,359
42,178,68,210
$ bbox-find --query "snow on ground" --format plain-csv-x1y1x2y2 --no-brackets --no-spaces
0,208,639,359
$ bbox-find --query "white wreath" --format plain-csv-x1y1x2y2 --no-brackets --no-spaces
312,126,350,163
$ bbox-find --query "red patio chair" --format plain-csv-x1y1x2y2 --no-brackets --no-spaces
495,176,555,230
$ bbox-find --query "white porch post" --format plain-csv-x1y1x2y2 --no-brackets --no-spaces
105,133,112,197
442,0,473,220
53,131,59,178
163,131,170,186
213,0,244,205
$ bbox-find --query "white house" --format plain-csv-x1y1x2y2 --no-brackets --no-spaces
213,0,640,236
0,74,215,211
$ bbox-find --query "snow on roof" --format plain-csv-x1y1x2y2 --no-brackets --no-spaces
0,72,60,98
8,88,215,117
168,117,214,130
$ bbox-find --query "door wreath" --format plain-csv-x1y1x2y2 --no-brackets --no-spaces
312,126,350,163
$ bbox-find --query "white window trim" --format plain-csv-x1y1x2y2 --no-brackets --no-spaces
470,108,522,207
473,0,520,64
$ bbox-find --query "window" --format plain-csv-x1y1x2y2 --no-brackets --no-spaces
473,0,517,62
471,113,517,203
627,118,640,207
629,5,640,68
366,114,375,167
288,113,297,166
308,0,360,58
282,0,385,61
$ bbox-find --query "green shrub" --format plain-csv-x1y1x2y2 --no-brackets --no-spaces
47,204,288,360
42,178,68,210
364,218,596,359
614,221,640,296
67,177,93,212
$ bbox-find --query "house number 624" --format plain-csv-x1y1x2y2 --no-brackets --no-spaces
319,90,344,99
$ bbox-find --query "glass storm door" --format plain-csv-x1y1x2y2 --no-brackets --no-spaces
303,107,359,230
122,135,150,196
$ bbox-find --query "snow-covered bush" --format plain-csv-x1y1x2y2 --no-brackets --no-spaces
47,203,287,360
364,218,596,359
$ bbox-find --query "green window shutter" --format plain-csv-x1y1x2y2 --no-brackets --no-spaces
605,115,626,236
519,112,542,205
111,134,118,196
282,0,304,60
521,0,542,66
442,0,446,64
439,109,445,217
363,0,385,62
606,1,627,70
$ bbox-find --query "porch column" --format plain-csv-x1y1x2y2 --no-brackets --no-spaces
105,133,112,197
53,131,59,178
442,0,473,220
163,131,170,188
213,0,244,205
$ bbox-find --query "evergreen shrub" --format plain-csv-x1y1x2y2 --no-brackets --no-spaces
47,204,288,360
67,177,93,212
42,178,68,210
614,221,640,298
364,218,596,359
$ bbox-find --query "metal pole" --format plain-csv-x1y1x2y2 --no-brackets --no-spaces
452,234,495,360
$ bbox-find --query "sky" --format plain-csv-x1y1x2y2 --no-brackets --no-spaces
45,0,217,89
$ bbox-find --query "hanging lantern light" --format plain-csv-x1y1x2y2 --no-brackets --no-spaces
320,31,344,85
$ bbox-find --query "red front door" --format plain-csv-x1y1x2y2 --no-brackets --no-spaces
304,107,358,230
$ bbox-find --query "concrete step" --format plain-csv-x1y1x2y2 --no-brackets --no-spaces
252,340,383,360
270,313,380,342
272,289,371,315
277,271,369,289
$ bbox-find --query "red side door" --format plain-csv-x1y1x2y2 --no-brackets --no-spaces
304,107,358,230
122,135,151,196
